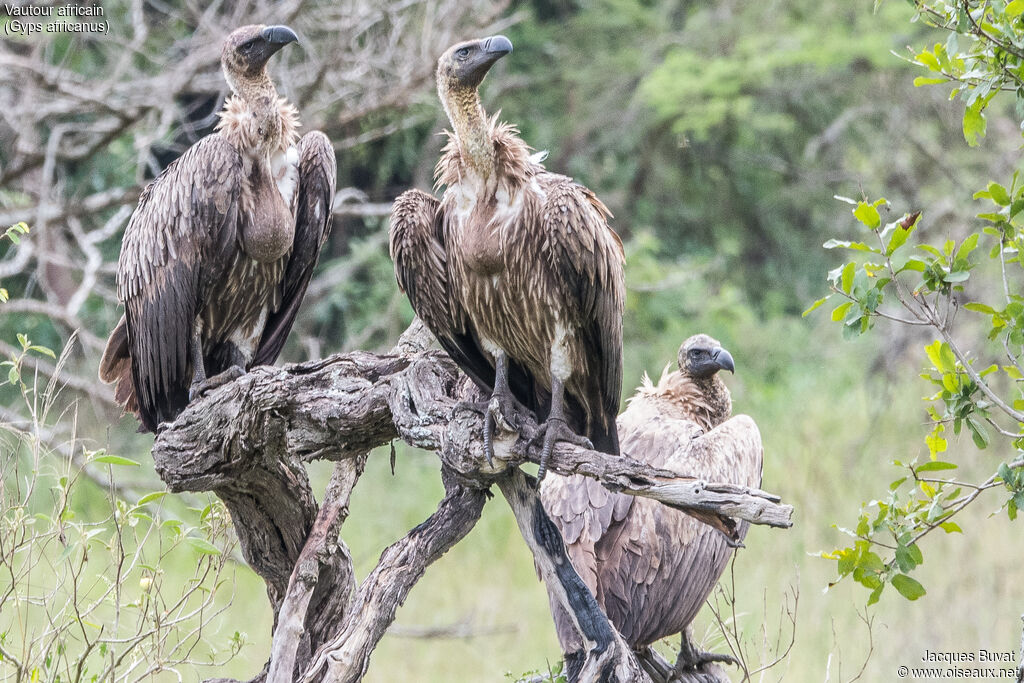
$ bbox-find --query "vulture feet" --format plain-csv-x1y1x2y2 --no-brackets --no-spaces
530,416,593,481
673,630,738,678
189,365,245,401
482,386,526,466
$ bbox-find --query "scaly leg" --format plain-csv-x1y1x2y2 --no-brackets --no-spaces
532,375,592,480
674,626,738,674
187,323,208,402
482,350,521,465
188,328,245,402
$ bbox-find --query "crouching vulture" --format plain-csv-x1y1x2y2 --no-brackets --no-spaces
389,36,625,476
100,24,336,432
541,334,763,681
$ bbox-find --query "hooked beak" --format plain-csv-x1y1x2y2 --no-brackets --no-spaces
482,35,513,56
261,25,299,46
712,347,735,374
460,35,513,87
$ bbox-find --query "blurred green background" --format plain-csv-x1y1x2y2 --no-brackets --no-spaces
2,0,1021,680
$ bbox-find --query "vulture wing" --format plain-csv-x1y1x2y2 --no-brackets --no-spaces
599,414,763,646
540,412,699,651
389,188,537,400
538,175,624,455
116,134,243,432
542,410,762,649
252,131,336,366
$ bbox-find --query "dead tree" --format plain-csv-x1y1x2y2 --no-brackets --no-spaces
152,321,793,682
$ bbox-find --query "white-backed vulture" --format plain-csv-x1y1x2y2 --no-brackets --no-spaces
389,36,625,476
541,334,762,679
99,25,336,432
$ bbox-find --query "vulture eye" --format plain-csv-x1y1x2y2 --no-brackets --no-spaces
456,46,471,59
240,38,257,52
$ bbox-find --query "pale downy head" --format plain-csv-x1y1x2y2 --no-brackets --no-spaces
221,24,299,94
437,35,513,94
678,333,735,379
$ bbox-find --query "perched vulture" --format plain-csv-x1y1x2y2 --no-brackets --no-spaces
99,24,336,432
541,334,763,679
389,36,625,475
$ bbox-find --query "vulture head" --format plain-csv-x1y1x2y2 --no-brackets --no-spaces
221,24,299,89
678,333,735,379
437,35,513,94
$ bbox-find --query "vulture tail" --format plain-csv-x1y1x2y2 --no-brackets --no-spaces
99,315,139,418
588,417,619,456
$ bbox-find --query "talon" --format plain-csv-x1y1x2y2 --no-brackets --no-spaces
189,365,245,401
532,417,589,481
483,392,521,466
674,630,739,675
455,399,489,415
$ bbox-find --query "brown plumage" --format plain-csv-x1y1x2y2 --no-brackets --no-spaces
541,334,762,670
389,36,625,474
99,24,336,432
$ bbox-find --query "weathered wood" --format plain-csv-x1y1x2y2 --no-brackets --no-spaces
154,349,792,535
150,336,793,682
267,458,365,683
303,468,487,683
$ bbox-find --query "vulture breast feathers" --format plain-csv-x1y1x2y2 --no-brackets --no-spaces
541,335,763,653
390,36,625,468
100,25,336,432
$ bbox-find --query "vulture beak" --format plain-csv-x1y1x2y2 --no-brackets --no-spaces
248,25,298,68
459,35,513,86
482,35,513,56
261,25,299,47
711,347,735,374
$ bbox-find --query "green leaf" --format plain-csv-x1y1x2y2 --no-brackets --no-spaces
965,302,997,314
137,491,168,506
1007,0,1024,18
913,76,948,86
56,541,78,565
891,574,927,600
841,262,856,293
925,430,947,457
91,454,139,467
963,101,987,146
924,340,946,371
916,461,957,472
803,297,830,317
867,583,884,606
186,537,222,556
915,49,941,71
887,227,911,255
832,301,853,322
823,239,878,252
967,417,989,449
988,182,1012,206
939,521,962,533
853,202,881,230
895,543,923,572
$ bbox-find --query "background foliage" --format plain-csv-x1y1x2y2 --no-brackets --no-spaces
2,0,1023,680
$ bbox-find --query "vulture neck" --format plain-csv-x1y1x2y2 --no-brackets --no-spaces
659,371,732,430
217,68,301,262
444,86,496,180
218,70,295,162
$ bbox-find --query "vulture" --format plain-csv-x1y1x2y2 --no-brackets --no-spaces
99,24,336,432
541,334,763,680
389,36,625,476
